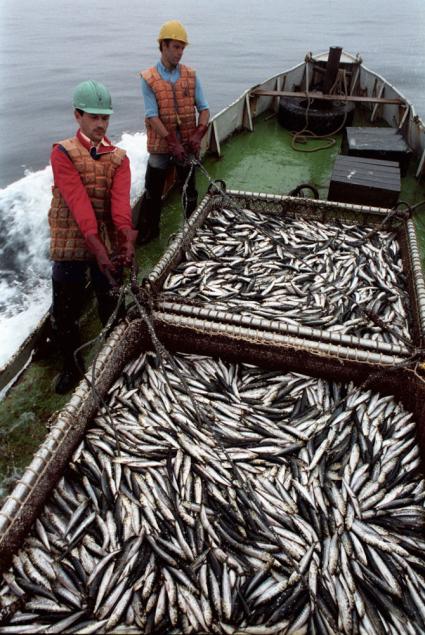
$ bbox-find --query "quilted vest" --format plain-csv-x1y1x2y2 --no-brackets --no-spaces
48,137,126,261
141,64,197,153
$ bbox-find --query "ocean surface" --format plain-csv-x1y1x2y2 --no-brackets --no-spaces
1,0,425,367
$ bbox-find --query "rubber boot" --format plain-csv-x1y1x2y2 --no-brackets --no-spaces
54,344,85,395
135,164,167,245
51,279,86,394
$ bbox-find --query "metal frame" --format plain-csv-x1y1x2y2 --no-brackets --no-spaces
146,190,423,359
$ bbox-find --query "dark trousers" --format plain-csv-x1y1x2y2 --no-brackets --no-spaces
51,261,121,366
134,156,198,244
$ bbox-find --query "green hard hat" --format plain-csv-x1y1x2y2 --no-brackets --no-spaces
72,80,114,114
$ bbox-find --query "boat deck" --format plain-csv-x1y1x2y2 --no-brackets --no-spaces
151,112,425,270
1,109,425,496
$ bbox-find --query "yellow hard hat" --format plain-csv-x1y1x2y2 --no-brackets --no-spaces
157,20,189,45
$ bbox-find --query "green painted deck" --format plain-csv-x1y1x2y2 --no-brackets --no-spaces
1,111,425,497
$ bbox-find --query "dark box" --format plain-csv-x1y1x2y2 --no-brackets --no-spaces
328,155,400,208
342,127,411,176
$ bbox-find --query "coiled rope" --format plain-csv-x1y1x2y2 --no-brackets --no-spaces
291,69,350,152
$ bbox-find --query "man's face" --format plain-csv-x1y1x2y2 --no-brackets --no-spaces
162,40,186,68
75,111,110,144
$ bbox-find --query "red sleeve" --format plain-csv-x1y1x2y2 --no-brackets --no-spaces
110,155,133,231
50,145,98,237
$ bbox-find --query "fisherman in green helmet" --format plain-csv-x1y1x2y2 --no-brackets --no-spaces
47,80,137,394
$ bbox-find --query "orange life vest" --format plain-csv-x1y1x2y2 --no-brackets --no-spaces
48,137,126,261
141,64,197,154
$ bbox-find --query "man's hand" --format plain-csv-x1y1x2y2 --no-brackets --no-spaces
117,227,138,268
85,234,117,276
186,124,208,156
165,130,187,163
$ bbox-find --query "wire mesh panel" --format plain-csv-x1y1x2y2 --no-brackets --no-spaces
147,191,424,362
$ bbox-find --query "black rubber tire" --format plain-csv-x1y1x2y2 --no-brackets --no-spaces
278,97,355,135
288,183,320,199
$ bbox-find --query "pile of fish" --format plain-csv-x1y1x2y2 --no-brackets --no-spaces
1,350,425,633
162,207,412,346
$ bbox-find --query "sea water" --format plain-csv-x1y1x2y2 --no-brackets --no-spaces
1,0,425,366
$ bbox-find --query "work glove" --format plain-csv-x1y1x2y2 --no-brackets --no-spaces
165,130,187,163
85,234,117,277
186,124,208,156
117,227,138,268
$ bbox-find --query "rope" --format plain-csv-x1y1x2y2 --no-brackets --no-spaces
291,69,350,153
126,284,300,567
101,270,425,569
5,171,423,561
67,158,205,454
181,160,196,216
145,158,425,448
4,189,422,562
74,282,129,457
360,202,411,243
188,158,419,356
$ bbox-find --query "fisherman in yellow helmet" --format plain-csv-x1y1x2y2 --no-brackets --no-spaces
48,80,137,393
136,20,210,243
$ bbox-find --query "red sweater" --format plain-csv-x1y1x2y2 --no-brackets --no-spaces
50,129,132,238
